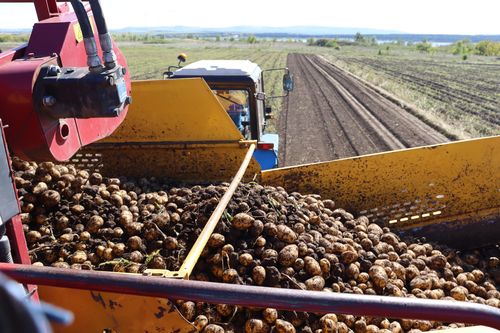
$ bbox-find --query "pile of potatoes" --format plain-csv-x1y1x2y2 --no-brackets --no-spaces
12,157,499,333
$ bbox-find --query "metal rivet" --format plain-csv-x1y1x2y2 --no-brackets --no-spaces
107,76,115,86
42,96,56,107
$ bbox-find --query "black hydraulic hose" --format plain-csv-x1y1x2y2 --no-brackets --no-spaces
70,0,102,70
70,0,93,39
88,0,117,68
88,0,108,35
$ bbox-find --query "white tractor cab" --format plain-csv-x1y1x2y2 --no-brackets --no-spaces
165,58,293,169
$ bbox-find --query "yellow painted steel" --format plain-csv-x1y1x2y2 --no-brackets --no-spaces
100,79,243,143
38,285,195,333
72,79,261,183
261,136,500,229
76,142,261,183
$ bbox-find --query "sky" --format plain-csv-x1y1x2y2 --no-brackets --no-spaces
0,0,499,35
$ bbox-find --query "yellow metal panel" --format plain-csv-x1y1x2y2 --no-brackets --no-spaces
73,142,261,183
101,79,243,143
261,136,500,229
38,286,195,333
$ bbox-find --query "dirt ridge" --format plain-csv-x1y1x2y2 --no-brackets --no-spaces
279,53,450,167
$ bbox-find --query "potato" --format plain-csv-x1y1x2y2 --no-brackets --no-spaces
275,319,295,333
389,321,402,333
193,315,208,331
262,308,278,324
222,269,239,284
239,253,253,266
273,224,297,244
450,286,468,301
304,256,321,276
120,210,133,226
127,236,143,250
232,213,255,230
245,319,270,333
320,313,338,332
33,182,48,195
410,276,433,291
428,254,447,269
369,265,388,289
279,245,299,267
203,324,224,333
40,190,60,208
336,322,349,333
413,320,432,331
354,319,367,333
26,230,42,244
208,233,225,248
252,266,266,286
341,250,358,264
321,318,337,333
486,298,500,308
180,301,196,321
366,325,380,333
216,303,234,317
319,258,331,274
305,275,325,291
255,236,266,247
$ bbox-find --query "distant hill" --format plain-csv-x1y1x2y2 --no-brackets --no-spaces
113,26,402,35
110,26,500,43
3,26,500,44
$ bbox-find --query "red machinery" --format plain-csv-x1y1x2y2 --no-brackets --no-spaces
0,0,131,161
0,0,131,321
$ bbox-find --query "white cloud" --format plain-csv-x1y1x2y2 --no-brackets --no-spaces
0,0,499,34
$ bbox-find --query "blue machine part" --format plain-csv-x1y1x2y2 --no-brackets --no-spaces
254,133,279,170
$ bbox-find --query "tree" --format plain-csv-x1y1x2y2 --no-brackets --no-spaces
354,32,365,43
415,40,434,53
246,35,257,44
475,40,500,56
451,39,473,55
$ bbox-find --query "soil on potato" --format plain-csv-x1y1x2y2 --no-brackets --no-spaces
279,54,450,166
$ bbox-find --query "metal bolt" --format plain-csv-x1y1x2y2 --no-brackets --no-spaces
42,96,56,107
106,76,115,86
47,65,62,77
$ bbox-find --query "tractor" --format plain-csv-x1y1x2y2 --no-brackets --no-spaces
165,58,294,169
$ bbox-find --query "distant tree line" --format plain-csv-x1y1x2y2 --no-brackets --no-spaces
307,38,340,49
0,34,30,43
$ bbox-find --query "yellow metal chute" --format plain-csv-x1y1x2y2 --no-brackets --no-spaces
72,79,261,183
261,136,500,246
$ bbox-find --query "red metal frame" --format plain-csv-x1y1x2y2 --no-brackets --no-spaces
0,0,131,161
0,119,38,300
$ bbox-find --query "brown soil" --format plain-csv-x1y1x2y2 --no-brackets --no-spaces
278,54,450,166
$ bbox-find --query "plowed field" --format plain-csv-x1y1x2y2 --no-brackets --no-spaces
279,54,451,166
